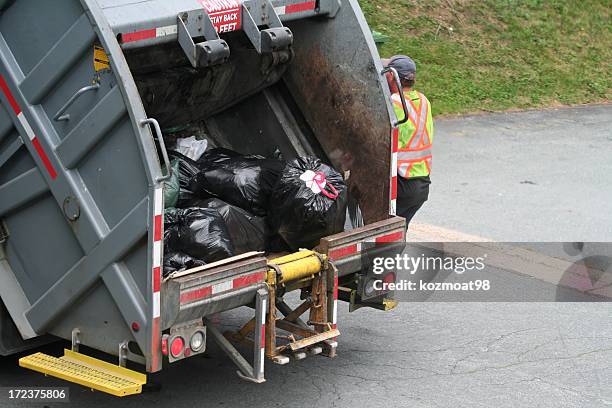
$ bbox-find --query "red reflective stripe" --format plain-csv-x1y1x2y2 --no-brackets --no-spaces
180,286,213,304
1,76,58,180
233,271,265,288
153,267,161,292
0,75,21,115
32,137,57,179
392,127,399,152
376,230,404,243
286,1,315,13
260,324,266,348
391,175,397,199
328,244,358,260
122,28,156,43
153,214,162,241
180,271,265,304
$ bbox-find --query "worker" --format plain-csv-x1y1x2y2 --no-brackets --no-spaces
382,55,434,228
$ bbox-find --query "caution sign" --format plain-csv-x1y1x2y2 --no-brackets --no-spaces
200,0,242,33
93,45,110,72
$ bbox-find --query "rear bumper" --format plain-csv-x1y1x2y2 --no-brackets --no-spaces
161,254,268,330
318,217,405,311
318,216,406,277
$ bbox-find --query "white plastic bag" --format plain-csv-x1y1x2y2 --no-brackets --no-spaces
176,136,208,161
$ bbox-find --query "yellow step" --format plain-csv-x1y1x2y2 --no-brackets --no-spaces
19,349,146,397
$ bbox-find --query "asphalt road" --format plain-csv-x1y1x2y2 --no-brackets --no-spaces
2,300,612,408
1,104,611,408
413,104,612,241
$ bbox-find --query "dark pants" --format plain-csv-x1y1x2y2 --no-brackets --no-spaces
397,176,430,228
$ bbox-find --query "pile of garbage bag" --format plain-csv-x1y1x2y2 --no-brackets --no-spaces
162,142,347,276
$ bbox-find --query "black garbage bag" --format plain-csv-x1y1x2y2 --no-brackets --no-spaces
197,147,243,166
163,207,181,241
268,157,348,250
177,188,197,207
163,251,206,277
168,151,200,189
164,207,234,262
168,151,211,207
188,198,267,254
266,234,291,253
190,148,284,216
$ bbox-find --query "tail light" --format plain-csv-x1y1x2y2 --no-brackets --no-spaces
170,336,185,358
164,320,207,363
190,330,205,352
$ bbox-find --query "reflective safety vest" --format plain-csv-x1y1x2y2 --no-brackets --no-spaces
392,90,434,179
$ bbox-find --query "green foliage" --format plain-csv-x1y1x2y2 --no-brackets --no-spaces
360,0,612,115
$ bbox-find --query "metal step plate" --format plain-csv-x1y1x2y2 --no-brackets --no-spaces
19,349,146,397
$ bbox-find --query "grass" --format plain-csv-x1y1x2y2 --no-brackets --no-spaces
359,0,612,116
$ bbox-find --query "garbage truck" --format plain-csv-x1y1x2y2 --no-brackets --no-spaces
0,0,409,397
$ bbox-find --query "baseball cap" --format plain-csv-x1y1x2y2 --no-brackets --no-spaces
382,55,416,81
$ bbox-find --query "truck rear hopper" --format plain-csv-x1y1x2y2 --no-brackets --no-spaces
0,0,407,384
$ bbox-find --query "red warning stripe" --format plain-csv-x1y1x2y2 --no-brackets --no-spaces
180,270,266,304
0,75,57,180
328,244,358,260
0,75,20,115
328,230,405,260
31,137,58,180
180,286,212,304
375,230,404,243
286,1,316,13
392,127,399,153
260,323,266,348
153,267,161,292
153,214,163,242
150,187,163,372
121,28,157,43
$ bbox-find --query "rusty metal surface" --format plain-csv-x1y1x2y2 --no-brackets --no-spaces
283,0,395,223
318,216,405,251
